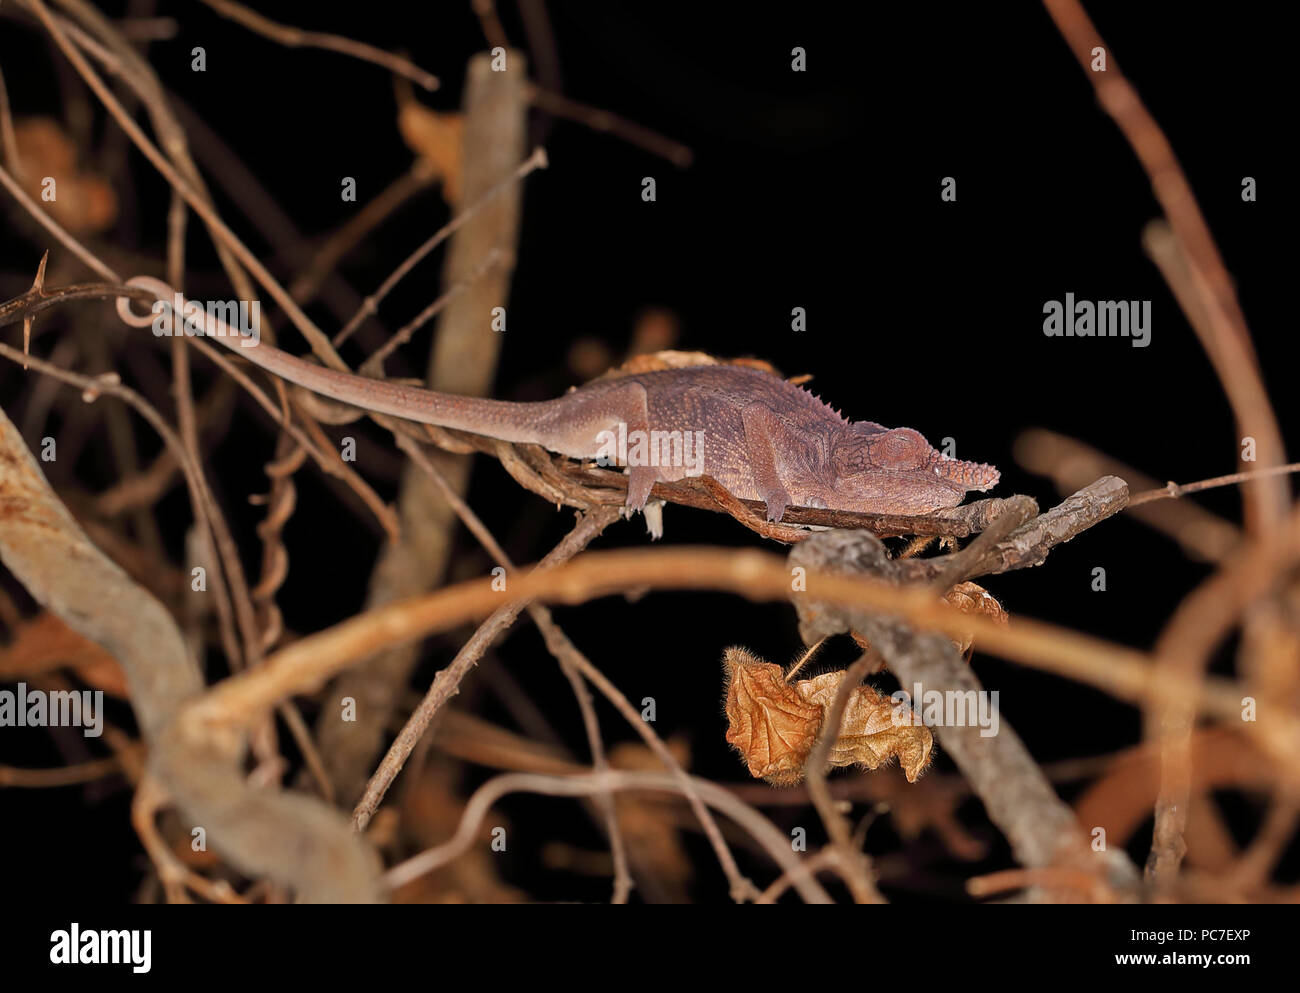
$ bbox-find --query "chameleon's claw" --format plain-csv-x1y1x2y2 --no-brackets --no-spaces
763,488,791,523
625,466,657,514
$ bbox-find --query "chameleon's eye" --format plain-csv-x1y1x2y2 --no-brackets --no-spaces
875,429,928,470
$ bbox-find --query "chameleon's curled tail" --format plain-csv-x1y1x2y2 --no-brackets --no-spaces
115,276,557,445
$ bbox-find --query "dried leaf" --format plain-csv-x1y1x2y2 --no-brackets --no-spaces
723,646,933,786
607,739,693,894
627,308,682,355
14,118,118,235
724,647,824,785
396,103,464,205
849,582,1009,663
795,670,931,780
943,581,1009,655
593,349,784,381
395,761,525,904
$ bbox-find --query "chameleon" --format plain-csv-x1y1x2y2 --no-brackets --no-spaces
115,276,999,526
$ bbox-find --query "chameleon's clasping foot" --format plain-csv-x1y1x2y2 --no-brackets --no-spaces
624,466,657,514
762,486,791,523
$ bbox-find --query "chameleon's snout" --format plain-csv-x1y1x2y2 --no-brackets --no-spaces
931,455,1000,492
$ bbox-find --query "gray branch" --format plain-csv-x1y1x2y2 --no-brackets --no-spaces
788,480,1139,892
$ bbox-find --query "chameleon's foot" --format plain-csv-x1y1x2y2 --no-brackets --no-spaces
762,486,791,523
625,466,658,514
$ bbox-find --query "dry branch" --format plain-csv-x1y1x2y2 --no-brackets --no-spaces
789,529,1140,890
350,505,619,833
384,770,833,903
0,402,381,901
1015,427,1241,564
313,51,530,804
1043,0,1293,886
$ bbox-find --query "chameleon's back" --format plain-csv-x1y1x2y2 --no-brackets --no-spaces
585,363,851,434
558,363,853,499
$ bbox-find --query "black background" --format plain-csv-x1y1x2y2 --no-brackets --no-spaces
1,2,1295,903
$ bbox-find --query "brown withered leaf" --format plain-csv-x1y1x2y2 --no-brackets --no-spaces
606,739,693,896
795,670,931,781
395,102,464,205
847,582,1009,664
723,646,932,786
592,349,783,381
724,647,824,785
943,581,1009,655
14,118,118,235
395,760,525,904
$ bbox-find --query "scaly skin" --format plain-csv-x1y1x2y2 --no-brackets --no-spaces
117,277,999,521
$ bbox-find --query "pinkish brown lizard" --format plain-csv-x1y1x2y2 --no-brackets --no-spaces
116,277,999,525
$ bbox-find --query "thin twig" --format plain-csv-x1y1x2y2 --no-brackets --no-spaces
1128,463,1300,507
1043,0,1286,533
1145,504,1300,886
0,61,22,174
801,647,886,903
197,0,438,90
0,755,124,787
1043,0,1295,887
1015,427,1240,564
0,278,156,327
360,248,508,374
383,770,834,904
288,163,437,306
395,437,756,901
334,147,548,347
526,83,694,167
0,159,117,278
350,507,620,832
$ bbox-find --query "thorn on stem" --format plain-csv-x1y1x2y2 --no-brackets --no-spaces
22,251,49,369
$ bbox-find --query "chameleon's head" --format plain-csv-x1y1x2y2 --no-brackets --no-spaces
830,423,1000,515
